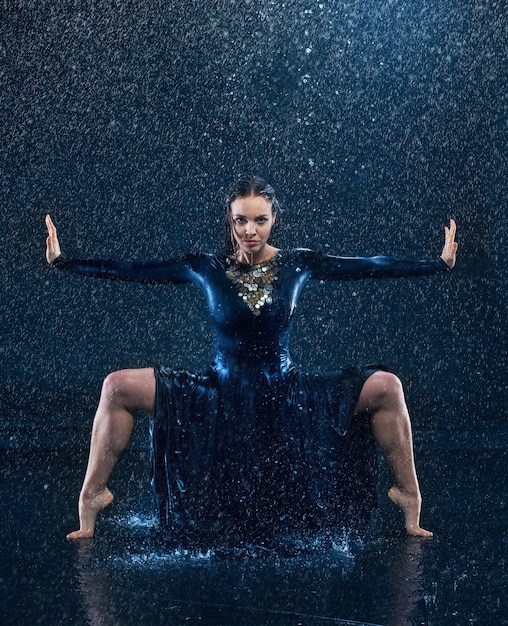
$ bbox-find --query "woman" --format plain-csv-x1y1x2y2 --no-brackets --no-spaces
46,176,457,545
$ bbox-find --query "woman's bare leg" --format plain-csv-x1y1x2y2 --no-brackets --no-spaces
356,371,433,537
67,368,156,539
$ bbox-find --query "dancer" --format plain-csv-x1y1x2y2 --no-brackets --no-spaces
46,176,457,543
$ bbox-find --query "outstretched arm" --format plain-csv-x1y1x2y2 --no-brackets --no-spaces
303,220,458,281
44,215,199,284
440,218,458,268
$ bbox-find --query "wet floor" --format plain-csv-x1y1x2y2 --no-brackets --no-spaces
1,431,506,626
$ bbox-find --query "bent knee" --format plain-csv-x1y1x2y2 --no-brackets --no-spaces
357,371,405,413
100,368,156,414
101,370,130,404
371,371,404,398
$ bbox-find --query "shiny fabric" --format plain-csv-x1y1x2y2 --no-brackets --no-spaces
53,249,448,546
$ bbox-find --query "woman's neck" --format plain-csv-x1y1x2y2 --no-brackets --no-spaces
234,244,280,266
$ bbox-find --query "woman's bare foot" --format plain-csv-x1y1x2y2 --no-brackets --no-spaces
66,488,114,540
388,486,433,538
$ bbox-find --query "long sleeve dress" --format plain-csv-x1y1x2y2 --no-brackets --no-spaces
52,249,449,549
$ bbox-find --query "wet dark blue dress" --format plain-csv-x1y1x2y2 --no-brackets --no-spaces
53,249,448,548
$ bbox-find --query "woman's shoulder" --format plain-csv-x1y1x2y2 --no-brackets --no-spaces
175,251,218,265
284,247,324,256
280,248,325,264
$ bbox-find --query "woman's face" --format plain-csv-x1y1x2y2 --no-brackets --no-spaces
230,195,276,260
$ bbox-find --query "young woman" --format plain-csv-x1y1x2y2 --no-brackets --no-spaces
46,176,457,545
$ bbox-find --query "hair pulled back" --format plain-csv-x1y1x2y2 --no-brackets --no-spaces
223,176,279,256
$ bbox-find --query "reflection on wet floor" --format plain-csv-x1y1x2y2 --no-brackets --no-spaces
0,438,506,625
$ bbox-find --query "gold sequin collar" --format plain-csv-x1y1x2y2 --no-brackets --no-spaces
226,253,280,316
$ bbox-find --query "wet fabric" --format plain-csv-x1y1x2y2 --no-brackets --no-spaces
53,249,449,546
150,364,382,549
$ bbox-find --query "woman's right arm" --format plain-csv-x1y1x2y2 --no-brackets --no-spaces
45,215,198,284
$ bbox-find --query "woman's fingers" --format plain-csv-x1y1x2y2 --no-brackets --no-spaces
441,218,458,268
445,218,456,241
45,214,61,263
46,214,53,232
446,218,458,251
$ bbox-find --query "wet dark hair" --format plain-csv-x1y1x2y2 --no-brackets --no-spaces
223,176,280,256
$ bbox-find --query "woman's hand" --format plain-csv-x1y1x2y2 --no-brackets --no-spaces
45,214,61,263
440,218,458,268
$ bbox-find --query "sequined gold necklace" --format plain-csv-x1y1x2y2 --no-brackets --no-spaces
226,255,279,316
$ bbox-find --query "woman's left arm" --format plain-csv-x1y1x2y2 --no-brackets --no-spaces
303,220,458,281
440,219,458,268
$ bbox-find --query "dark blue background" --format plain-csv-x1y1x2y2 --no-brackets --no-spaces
1,0,506,448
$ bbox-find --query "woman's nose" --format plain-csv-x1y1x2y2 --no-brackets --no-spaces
245,221,256,235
